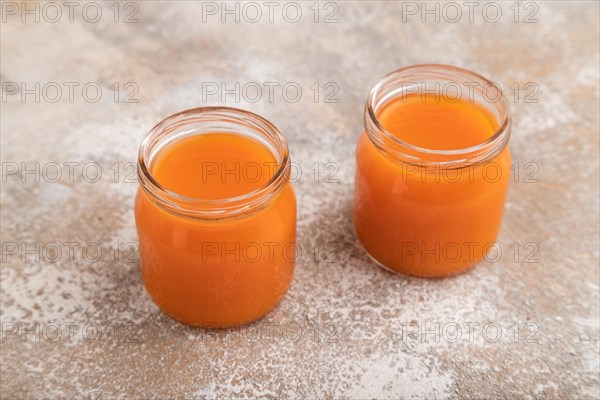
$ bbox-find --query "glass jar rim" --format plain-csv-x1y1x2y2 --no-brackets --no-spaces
137,106,291,219
365,64,511,165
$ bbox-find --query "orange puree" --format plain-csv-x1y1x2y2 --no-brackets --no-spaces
378,94,499,150
135,132,296,327
151,134,277,200
354,94,511,277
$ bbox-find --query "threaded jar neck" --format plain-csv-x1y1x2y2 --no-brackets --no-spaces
364,64,511,167
137,107,290,220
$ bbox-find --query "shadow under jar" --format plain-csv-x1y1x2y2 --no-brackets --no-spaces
135,107,296,328
354,65,512,278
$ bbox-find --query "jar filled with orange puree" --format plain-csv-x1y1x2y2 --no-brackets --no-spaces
135,107,296,327
354,65,512,278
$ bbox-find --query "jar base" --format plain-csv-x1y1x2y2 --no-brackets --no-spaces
357,239,478,279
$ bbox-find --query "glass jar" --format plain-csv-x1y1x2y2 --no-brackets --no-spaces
135,107,296,327
354,65,512,277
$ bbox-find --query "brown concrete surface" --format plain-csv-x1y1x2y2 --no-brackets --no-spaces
1,1,599,398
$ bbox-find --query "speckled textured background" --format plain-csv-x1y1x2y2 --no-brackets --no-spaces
1,1,599,398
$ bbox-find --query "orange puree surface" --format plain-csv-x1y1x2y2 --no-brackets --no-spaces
135,133,296,327
152,134,277,199
354,94,511,277
378,93,499,149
